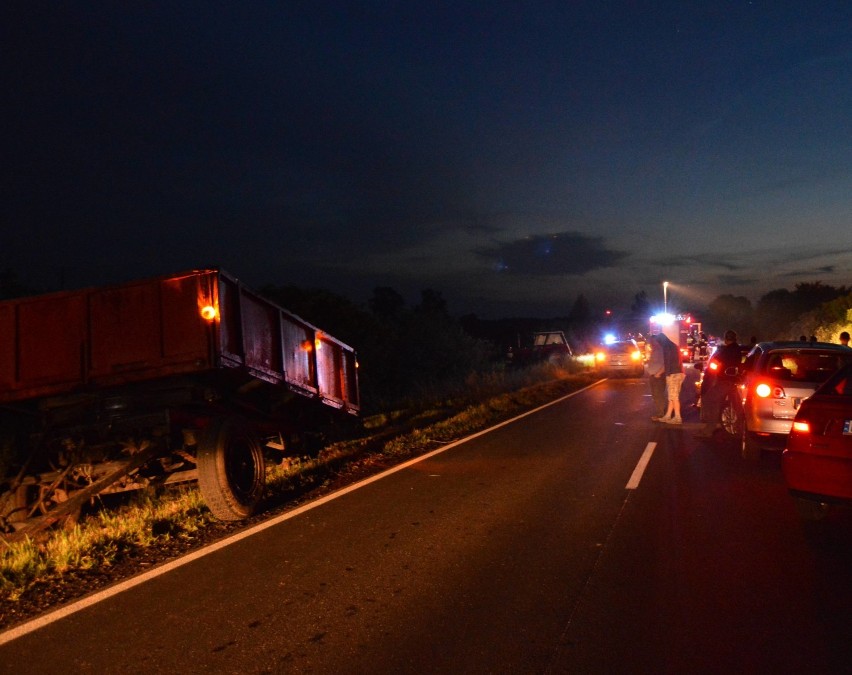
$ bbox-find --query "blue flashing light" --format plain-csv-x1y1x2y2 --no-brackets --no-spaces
603,333,617,344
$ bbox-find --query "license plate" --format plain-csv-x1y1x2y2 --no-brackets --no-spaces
844,420,852,435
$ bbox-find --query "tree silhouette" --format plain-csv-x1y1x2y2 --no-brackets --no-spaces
369,286,406,319
706,294,754,338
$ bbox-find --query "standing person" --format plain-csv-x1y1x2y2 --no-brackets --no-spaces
647,334,667,421
695,330,742,438
659,332,684,424
840,331,850,347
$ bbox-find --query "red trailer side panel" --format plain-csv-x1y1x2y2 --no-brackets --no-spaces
240,288,284,384
280,313,316,395
0,303,14,391
0,268,359,414
161,273,213,359
0,271,216,402
87,272,214,385
16,292,88,390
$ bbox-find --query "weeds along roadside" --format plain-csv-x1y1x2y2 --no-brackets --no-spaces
0,363,597,606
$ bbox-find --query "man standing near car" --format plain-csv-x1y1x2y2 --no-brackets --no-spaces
695,330,741,438
659,332,685,424
648,334,667,420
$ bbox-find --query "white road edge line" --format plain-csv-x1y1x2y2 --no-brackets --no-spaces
0,379,605,646
626,442,656,490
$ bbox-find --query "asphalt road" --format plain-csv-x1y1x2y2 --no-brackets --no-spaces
2,372,852,674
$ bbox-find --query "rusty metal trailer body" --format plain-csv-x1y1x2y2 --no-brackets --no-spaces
0,268,359,533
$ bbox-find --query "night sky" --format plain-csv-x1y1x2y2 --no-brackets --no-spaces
5,2,852,318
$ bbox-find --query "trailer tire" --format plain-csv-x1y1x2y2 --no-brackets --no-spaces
197,417,265,521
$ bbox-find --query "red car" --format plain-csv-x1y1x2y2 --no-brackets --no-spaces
782,363,852,520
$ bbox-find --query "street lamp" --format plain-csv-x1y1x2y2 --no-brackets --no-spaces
663,281,669,315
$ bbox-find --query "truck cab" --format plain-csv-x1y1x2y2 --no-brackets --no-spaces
508,331,573,366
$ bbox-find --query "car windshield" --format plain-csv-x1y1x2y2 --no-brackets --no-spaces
763,350,852,383
534,333,565,346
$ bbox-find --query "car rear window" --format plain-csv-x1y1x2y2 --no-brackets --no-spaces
608,342,635,353
762,350,852,383
820,365,852,397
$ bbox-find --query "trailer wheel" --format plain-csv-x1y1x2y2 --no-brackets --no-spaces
197,417,265,520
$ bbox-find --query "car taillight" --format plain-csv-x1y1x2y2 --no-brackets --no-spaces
708,361,719,372
595,351,606,362
631,350,641,361
755,382,784,398
792,420,810,434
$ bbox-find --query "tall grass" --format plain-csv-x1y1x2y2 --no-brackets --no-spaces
1,488,211,601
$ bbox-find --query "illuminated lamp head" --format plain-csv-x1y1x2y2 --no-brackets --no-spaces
755,383,773,398
650,313,675,326
200,305,218,321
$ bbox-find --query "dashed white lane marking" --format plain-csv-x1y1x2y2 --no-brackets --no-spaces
626,442,657,490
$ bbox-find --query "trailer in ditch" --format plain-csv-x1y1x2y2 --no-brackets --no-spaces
0,268,359,537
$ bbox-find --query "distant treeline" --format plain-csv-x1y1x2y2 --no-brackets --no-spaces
701,282,852,344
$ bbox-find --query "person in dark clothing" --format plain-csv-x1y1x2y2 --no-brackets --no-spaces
647,334,667,420
695,330,742,438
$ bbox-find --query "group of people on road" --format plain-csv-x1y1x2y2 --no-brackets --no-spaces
647,328,852,438
647,332,685,425
646,328,738,435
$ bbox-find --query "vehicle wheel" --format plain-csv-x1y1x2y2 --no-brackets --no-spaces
197,417,265,521
741,432,761,460
795,497,830,521
720,398,743,436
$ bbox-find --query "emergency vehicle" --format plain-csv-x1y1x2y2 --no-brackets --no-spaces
649,313,706,363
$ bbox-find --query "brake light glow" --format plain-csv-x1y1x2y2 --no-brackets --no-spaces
200,305,218,321
708,361,719,372
792,420,810,433
755,383,773,398
630,350,641,361
755,382,786,399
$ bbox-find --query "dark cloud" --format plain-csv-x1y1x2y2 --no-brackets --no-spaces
479,232,628,276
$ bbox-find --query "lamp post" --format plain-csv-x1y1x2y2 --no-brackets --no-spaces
663,281,669,315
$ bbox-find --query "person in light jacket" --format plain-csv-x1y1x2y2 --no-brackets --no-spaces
658,332,684,425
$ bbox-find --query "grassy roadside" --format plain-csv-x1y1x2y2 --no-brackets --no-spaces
0,365,599,611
